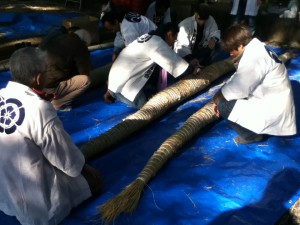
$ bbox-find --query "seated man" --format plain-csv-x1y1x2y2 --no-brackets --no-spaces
145,0,172,27
39,26,92,110
213,25,296,144
101,10,157,61
104,23,200,109
174,3,221,66
0,47,102,225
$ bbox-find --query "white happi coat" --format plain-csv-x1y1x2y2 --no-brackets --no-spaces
174,15,221,58
145,1,171,25
221,38,296,135
108,34,189,101
113,12,157,53
0,82,91,225
231,0,260,16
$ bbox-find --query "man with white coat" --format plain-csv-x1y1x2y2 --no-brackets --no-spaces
174,3,221,66
0,47,102,225
213,25,296,144
104,23,200,108
101,10,157,61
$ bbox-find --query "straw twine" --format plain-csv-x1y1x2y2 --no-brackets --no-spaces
100,101,218,223
81,57,235,159
98,51,294,223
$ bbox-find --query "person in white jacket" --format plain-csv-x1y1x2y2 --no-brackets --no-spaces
145,0,171,27
101,10,157,61
104,23,200,108
213,25,296,144
0,47,102,225
279,0,299,19
230,0,262,35
174,3,221,66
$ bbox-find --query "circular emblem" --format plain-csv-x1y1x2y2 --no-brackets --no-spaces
125,12,141,23
0,96,25,134
137,34,152,43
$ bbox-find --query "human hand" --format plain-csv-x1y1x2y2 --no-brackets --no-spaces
112,53,118,62
193,67,201,75
208,38,216,49
213,103,221,118
104,90,115,103
82,164,102,179
82,164,103,196
189,58,200,68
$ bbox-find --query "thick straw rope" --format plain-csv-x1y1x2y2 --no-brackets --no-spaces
99,51,294,223
81,57,235,159
100,101,218,222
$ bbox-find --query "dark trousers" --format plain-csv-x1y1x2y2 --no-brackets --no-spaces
217,96,259,140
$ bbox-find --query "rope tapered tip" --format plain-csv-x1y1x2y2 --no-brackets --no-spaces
100,179,146,223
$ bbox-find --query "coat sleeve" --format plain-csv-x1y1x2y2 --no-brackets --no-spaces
163,8,172,23
202,17,221,47
152,38,189,78
113,31,126,54
41,117,85,177
174,21,194,57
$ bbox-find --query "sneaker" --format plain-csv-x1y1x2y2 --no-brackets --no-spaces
234,135,264,144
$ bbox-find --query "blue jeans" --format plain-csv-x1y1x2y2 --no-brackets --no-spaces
217,96,259,140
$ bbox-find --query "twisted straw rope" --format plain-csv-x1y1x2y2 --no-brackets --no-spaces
99,52,294,223
100,101,218,222
82,57,235,159
138,101,218,183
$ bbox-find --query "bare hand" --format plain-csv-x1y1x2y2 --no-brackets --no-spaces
112,53,118,62
104,90,115,104
189,58,200,68
213,103,221,118
82,164,101,179
208,38,216,49
193,67,201,75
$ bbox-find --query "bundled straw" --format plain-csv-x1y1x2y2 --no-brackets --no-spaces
81,57,235,159
100,101,218,222
99,51,295,223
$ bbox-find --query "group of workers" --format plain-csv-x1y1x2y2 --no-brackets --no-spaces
0,0,297,224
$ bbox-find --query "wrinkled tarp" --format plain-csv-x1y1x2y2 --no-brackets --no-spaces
0,47,299,225
0,11,300,225
0,11,82,39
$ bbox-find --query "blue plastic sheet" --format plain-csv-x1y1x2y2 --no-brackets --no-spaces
0,47,299,225
0,10,300,225
0,11,82,39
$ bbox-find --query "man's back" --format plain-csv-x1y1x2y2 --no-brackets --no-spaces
0,81,91,225
39,29,91,88
108,34,188,102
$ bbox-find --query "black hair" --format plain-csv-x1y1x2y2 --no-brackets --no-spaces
222,25,252,52
195,3,210,20
149,22,179,40
101,9,125,24
39,26,67,50
9,47,46,86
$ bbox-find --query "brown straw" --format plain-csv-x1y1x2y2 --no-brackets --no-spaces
81,57,235,159
100,101,218,222
98,51,294,223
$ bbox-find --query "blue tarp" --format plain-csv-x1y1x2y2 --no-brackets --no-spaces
0,10,300,225
0,11,82,39
0,47,299,225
